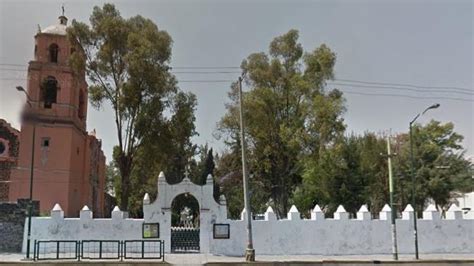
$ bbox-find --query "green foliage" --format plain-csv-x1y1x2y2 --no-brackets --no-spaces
188,145,211,185
217,29,471,218
68,4,196,212
105,161,119,195
214,148,269,219
294,121,472,217
218,29,345,217
162,91,198,184
396,120,473,212
294,133,386,216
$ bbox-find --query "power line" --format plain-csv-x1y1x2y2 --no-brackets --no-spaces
0,63,25,67
0,67,241,74
334,78,472,93
0,63,241,69
341,91,473,102
328,82,474,96
2,78,230,82
3,77,471,102
171,66,240,69
179,80,234,83
0,68,28,72
1,63,472,101
173,71,240,74
0,62,472,92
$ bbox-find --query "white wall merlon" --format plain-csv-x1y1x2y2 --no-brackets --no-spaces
287,205,300,220
356,205,371,220
264,206,277,221
334,205,349,220
423,204,440,220
402,204,415,220
379,204,392,221
310,204,324,220
446,204,463,220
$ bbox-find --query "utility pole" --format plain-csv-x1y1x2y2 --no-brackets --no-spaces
238,76,255,261
25,123,36,259
386,135,398,260
16,86,35,259
409,122,419,259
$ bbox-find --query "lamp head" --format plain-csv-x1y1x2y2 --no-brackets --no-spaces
422,103,440,114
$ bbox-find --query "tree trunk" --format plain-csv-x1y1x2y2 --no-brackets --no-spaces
120,176,129,211
118,153,132,212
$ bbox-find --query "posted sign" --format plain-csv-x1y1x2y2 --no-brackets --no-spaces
143,223,160,238
213,224,230,239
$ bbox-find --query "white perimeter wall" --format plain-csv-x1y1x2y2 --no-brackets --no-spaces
23,173,474,256
22,207,143,253
210,215,473,256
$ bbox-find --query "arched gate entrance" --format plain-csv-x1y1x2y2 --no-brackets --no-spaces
142,172,228,254
170,193,200,253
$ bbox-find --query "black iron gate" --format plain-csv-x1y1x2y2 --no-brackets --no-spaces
170,227,200,253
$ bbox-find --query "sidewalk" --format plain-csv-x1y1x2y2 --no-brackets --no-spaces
1,253,473,265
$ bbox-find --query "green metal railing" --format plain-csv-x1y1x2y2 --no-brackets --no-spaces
81,240,121,260
33,239,164,261
34,240,79,261
123,240,165,260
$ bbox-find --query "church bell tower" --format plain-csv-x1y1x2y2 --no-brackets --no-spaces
9,13,94,217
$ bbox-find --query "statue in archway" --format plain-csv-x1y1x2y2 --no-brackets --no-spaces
180,207,193,227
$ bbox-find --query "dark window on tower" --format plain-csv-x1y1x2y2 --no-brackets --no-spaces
41,76,58,108
78,90,85,120
0,141,6,155
41,137,50,148
49,43,59,63
34,45,37,56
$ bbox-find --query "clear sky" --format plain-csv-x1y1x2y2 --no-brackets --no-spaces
1,0,472,162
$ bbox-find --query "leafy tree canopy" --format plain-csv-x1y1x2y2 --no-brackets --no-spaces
218,29,345,217
68,4,197,211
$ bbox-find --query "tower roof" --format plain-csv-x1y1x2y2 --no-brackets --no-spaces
41,15,68,36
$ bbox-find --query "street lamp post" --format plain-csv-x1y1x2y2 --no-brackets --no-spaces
409,103,440,260
237,76,255,261
16,86,36,259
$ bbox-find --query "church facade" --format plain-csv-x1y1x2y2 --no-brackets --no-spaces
0,119,20,202
4,15,108,217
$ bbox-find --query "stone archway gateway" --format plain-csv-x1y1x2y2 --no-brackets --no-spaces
143,172,228,254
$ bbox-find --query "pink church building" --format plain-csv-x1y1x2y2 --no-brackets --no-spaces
6,15,108,217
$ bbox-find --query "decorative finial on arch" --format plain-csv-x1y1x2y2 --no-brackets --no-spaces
61,4,65,16
206,174,213,184
158,171,166,182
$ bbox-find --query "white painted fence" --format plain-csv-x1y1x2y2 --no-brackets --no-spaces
210,204,473,256
23,172,473,256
